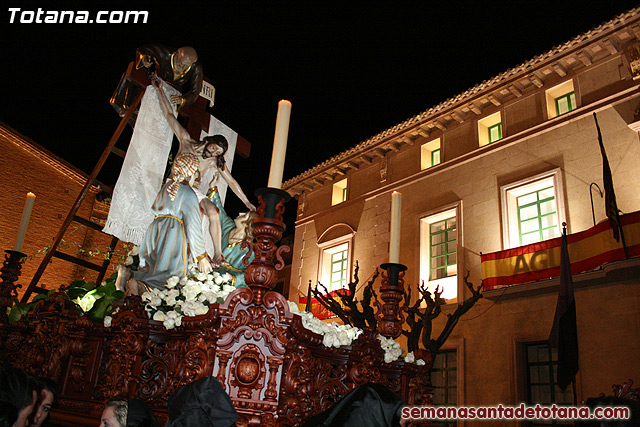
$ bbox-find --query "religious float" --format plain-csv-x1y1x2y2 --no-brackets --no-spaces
0,48,458,426
0,186,437,426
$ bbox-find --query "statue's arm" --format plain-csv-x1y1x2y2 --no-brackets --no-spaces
219,165,256,211
153,82,192,152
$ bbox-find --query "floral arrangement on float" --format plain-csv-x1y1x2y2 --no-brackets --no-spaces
109,265,237,330
7,274,124,324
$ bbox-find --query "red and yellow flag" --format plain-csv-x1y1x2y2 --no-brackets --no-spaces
481,211,640,290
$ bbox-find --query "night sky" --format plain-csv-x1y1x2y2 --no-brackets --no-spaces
3,1,639,229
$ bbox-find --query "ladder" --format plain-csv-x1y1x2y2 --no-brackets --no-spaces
21,92,143,302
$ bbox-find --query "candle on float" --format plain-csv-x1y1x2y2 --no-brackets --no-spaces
267,100,292,189
389,191,402,263
14,192,36,252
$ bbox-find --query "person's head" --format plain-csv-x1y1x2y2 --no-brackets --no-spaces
201,135,228,169
234,211,257,240
173,47,197,74
100,398,127,427
30,378,57,427
0,366,38,427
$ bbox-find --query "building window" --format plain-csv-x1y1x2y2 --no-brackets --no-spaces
478,112,502,146
420,206,459,301
488,123,502,143
430,217,457,280
332,178,348,206
546,80,576,119
330,247,348,289
525,342,573,426
317,224,355,293
421,138,441,169
555,92,576,116
319,241,350,292
432,350,457,427
517,186,557,246
501,169,566,249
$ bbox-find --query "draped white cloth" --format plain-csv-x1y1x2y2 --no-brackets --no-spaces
103,84,180,245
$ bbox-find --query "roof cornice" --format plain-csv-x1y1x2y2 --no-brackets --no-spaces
283,7,640,194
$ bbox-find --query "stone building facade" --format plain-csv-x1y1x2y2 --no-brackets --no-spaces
0,123,115,299
283,7,640,424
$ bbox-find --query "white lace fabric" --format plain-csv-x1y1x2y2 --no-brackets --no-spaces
103,84,180,244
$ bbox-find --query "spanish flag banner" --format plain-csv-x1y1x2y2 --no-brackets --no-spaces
481,211,640,290
299,288,351,320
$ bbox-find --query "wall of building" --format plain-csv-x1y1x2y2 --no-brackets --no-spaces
285,14,640,420
0,124,116,299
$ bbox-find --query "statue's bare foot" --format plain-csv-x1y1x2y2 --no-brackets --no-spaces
115,264,130,292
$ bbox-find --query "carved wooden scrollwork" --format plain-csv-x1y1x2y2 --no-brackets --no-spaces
277,344,315,426
95,305,148,400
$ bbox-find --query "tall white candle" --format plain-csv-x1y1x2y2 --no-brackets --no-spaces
14,192,36,252
267,100,292,189
389,191,402,263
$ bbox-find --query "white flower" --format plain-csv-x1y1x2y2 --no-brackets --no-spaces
195,304,209,315
182,285,200,302
103,316,112,327
222,273,233,283
75,293,100,312
377,334,404,363
322,333,336,348
405,352,415,363
153,311,167,322
166,276,180,289
195,272,208,281
337,331,351,346
214,276,224,285
163,318,176,329
416,359,426,366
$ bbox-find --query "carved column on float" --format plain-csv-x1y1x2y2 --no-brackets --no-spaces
243,188,291,305
375,263,407,339
264,356,283,402
216,351,232,391
0,250,26,322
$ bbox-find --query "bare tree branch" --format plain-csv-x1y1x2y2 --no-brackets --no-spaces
310,261,379,330
401,270,483,360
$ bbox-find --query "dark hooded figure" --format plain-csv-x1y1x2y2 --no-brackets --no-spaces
167,377,239,427
126,399,160,427
300,383,404,427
